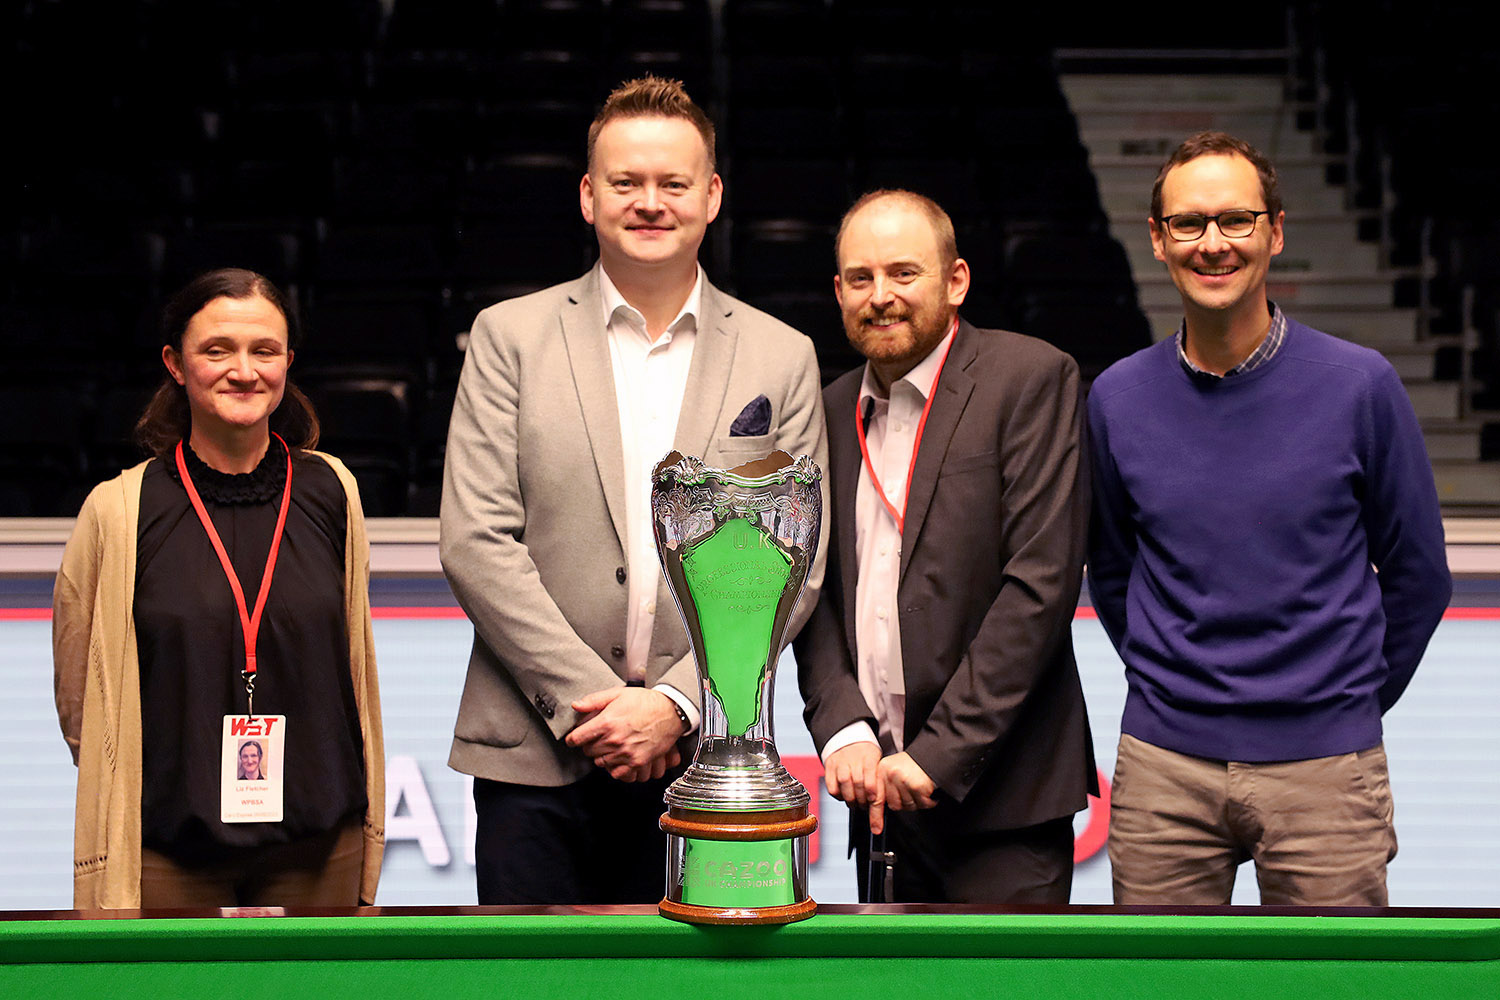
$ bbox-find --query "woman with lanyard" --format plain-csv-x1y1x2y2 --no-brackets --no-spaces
54,268,385,908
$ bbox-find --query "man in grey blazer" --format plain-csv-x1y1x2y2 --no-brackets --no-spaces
440,77,828,904
795,191,1094,902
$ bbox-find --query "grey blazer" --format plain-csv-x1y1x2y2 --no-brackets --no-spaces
441,266,830,786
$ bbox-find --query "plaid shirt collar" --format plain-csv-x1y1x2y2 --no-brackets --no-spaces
1176,303,1286,379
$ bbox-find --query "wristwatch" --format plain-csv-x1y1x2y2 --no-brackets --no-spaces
670,699,691,735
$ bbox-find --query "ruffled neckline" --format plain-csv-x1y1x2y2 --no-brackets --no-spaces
167,437,289,505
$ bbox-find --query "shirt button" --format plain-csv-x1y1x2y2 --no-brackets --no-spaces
616,566,627,584
645,602,656,615
876,607,887,621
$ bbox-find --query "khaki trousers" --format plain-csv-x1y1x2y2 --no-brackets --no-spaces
1108,733,1397,905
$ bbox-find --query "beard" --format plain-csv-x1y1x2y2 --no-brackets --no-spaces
844,302,954,369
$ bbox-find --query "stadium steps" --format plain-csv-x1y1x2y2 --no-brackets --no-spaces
1062,70,1489,503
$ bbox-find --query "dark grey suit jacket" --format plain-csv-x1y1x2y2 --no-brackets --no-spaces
442,266,829,786
795,319,1096,834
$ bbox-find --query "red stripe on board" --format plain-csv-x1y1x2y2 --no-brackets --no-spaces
0,607,467,622
9,606,1500,623
0,608,51,621
370,606,470,619
367,606,1500,622
1439,606,1500,620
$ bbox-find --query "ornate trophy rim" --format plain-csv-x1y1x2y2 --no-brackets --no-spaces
654,449,821,491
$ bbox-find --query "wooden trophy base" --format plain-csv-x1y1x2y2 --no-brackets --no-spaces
658,896,817,926
659,806,818,926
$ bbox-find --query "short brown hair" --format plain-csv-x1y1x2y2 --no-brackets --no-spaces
587,75,717,172
1151,131,1282,221
136,268,319,459
835,189,959,271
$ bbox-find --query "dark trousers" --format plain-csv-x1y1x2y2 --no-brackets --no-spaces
473,770,675,905
852,807,1075,904
140,820,365,907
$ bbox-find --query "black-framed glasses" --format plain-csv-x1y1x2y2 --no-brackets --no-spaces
1158,210,1269,241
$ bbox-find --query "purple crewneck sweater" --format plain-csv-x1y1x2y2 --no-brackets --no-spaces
1087,318,1451,762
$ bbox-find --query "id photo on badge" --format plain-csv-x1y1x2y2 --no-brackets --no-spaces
237,739,269,781
221,715,286,823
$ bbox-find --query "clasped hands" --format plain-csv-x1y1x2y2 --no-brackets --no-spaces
565,686,684,782
823,743,937,835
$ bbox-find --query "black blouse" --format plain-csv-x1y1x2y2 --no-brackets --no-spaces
134,440,367,861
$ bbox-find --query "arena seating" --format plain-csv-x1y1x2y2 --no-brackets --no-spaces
37,1,1464,515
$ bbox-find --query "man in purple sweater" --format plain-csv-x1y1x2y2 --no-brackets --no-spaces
1087,131,1451,905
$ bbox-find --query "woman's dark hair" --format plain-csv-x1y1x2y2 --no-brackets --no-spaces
135,268,319,458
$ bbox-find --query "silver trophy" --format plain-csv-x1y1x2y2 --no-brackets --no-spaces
651,450,821,924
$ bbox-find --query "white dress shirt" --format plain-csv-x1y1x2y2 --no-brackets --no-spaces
601,265,703,729
820,325,956,763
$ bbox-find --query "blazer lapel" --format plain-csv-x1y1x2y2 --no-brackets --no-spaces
827,376,865,650
900,320,978,582
672,279,737,459
560,267,629,550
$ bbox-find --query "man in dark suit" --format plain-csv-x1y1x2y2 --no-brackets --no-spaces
441,77,827,904
795,190,1094,903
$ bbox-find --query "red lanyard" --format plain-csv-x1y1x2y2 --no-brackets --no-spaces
175,433,293,712
854,322,957,535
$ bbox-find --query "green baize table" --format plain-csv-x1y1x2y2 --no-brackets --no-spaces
3,904,1497,998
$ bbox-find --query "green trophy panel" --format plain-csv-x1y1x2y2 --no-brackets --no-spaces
680,516,792,736
679,838,798,908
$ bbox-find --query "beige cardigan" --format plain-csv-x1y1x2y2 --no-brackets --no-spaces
53,453,386,908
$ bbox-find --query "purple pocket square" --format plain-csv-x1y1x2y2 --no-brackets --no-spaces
730,394,772,437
